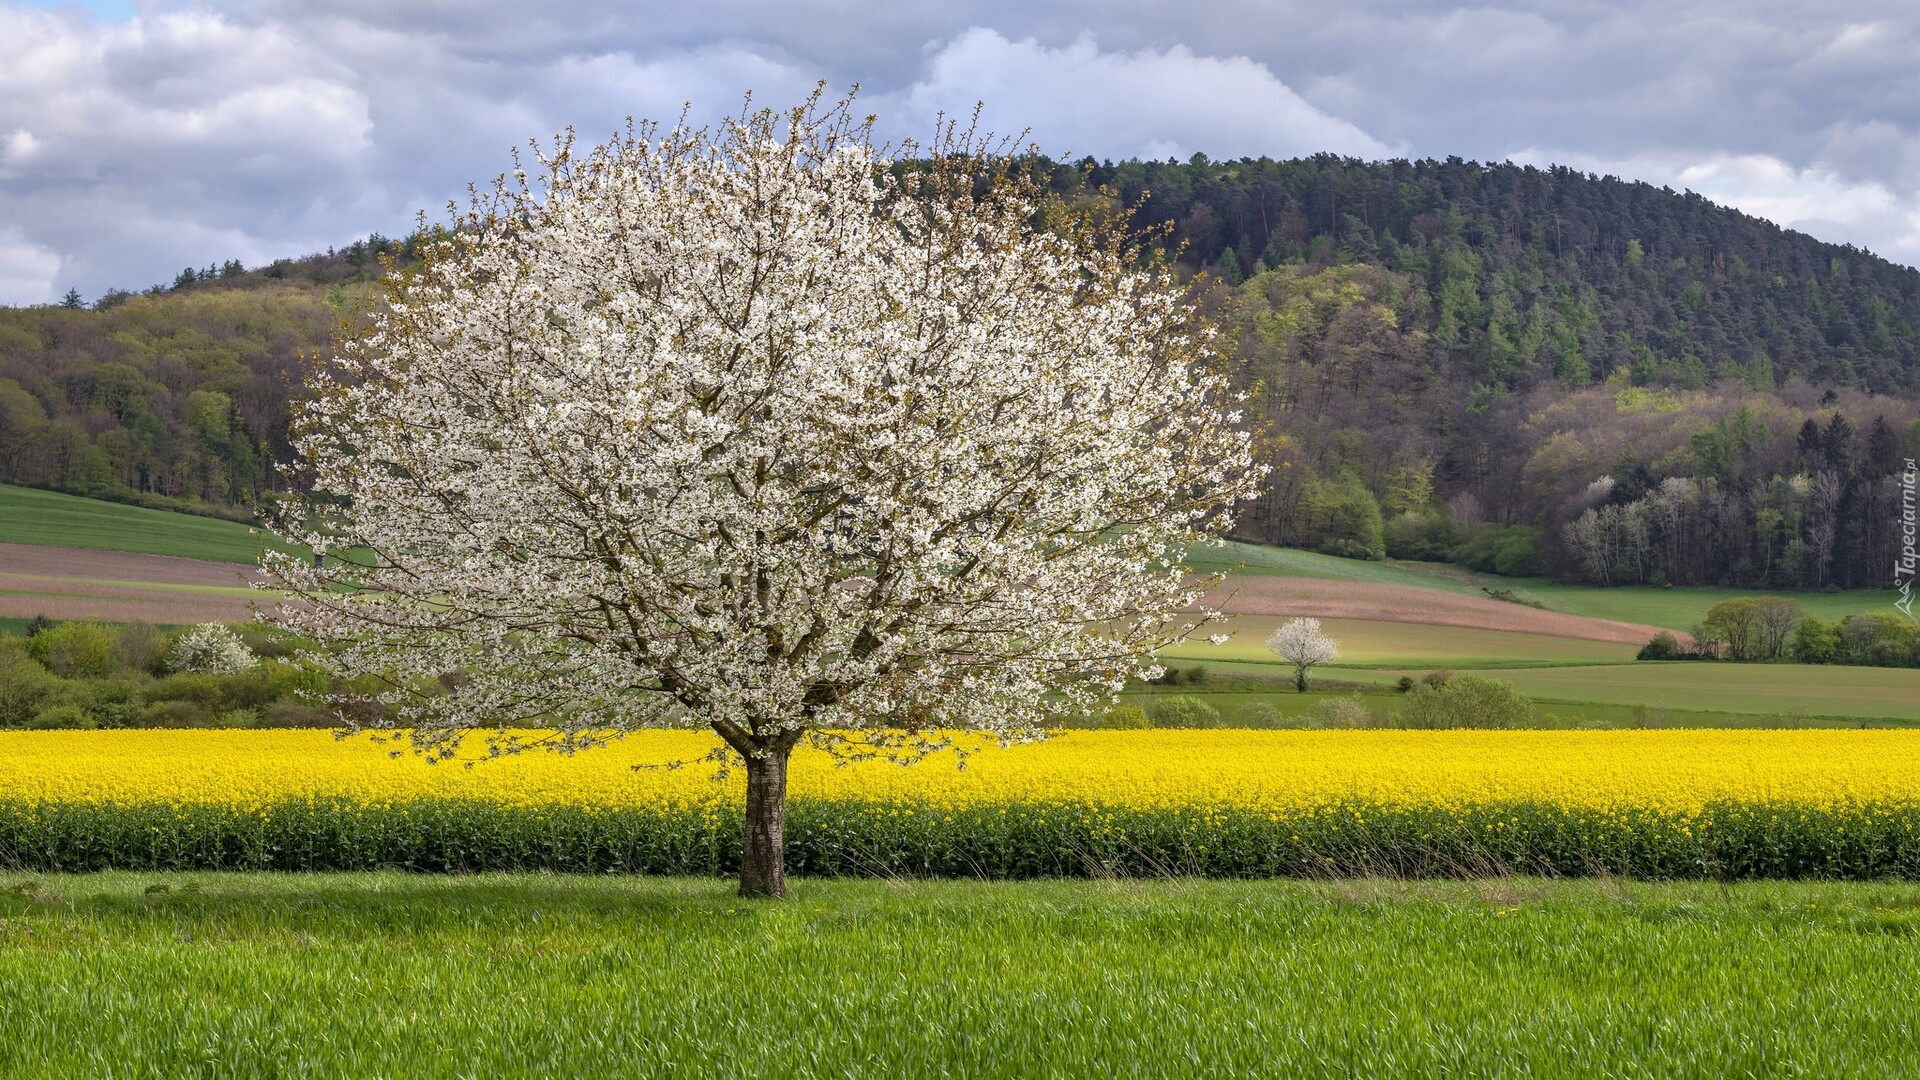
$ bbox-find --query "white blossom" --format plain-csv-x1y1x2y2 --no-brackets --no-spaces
1267,617,1339,691
168,623,256,676
260,91,1260,773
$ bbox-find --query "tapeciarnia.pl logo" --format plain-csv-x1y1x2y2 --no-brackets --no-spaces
1899,457,1918,621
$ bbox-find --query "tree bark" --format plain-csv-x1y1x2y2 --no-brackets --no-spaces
739,740,794,898
713,719,801,899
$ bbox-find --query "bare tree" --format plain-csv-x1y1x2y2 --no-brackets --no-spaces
1806,470,1843,587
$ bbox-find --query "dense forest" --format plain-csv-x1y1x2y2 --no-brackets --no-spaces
3,158,1919,588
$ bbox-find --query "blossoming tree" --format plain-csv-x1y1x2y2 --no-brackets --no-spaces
1267,617,1341,691
262,94,1259,897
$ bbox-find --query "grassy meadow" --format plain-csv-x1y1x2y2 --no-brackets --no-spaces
3,874,1919,1078
1174,614,1639,668
0,483,271,564
1194,539,1892,629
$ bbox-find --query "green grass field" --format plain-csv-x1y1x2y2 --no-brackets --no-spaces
1167,615,1638,668
1452,662,1920,722
1494,578,1890,631
1197,540,1892,629
0,484,271,564
1116,685,1911,729
2,873,1917,1078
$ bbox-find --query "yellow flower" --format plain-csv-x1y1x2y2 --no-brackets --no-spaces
0,729,1915,814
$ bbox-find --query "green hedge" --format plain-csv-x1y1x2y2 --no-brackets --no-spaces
4,799,1919,879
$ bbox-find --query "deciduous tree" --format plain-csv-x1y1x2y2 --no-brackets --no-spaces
1267,616,1340,691
262,93,1259,898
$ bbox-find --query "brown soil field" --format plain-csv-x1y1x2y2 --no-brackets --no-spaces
0,543,259,586
0,543,261,624
1204,576,1675,647
0,540,1672,646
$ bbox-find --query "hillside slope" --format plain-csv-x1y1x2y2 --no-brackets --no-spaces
0,484,267,563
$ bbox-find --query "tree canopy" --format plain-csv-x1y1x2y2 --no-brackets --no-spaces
261,96,1258,897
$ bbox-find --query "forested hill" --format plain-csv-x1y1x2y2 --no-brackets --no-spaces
3,163,1919,590
1043,156,1920,592
0,238,410,516
1070,155,1920,395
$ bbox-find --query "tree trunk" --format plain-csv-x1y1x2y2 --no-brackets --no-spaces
712,719,801,899
739,740,794,898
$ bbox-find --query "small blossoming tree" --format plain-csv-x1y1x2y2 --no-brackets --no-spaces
167,623,256,676
262,93,1259,897
1267,617,1339,692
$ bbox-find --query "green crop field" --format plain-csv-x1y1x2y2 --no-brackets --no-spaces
1166,615,1638,668
0,484,270,564
3,873,1918,1078
1195,540,1891,630
1190,541,1484,594
1114,686,1898,729
1495,579,1890,631
1445,662,1920,722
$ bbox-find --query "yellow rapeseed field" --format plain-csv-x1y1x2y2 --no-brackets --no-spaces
2,729,1917,811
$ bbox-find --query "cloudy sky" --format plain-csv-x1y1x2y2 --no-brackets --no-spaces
3,0,1918,304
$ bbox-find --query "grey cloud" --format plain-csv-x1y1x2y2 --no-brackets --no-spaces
5,0,1920,304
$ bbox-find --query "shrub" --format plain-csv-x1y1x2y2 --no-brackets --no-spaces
1226,702,1287,728
214,707,262,728
27,704,97,730
1148,695,1222,728
136,700,217,728
1453,525,1540,577
1637,631,1687,661
1395,676,1416,693
47,677,148,728
167,623,257,676
1840,614,1919,667
1096,705,1151,730
1181,665,1208,685
115,622,171,675
261,700,338,728
1400,675,1534,729
1308,695,1374,729
26,622,118,679
1792,616,1842,664
1317,537,1381,561
1383,511,1455,561
1421,669,1453,690
23,614,53,637
1299,471,1384,559
0,638,57,727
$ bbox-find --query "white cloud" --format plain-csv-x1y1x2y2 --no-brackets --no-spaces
895,29,1396,162
0,6,380,302
0,226,62,305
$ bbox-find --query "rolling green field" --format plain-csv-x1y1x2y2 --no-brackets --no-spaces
1197,540,1891,630
2,873,1917,1078
1168,615,1638,668
1452,662,1920,723
1119,685,1911,729
0,484,269,564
